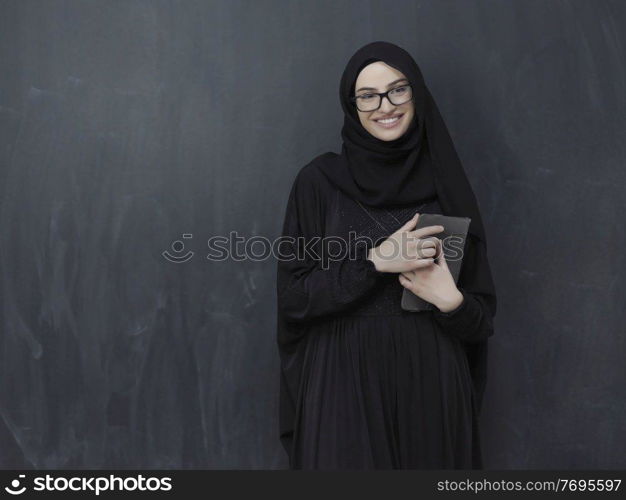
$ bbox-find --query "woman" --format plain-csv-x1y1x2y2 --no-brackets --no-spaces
276,41,497,470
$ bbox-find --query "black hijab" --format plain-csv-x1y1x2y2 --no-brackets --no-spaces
317,40,497,410
317,40,489,245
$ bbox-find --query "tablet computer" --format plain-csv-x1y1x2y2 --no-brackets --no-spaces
400,213,471,312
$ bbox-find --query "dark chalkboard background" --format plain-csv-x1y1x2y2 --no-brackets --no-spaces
1,0,624,469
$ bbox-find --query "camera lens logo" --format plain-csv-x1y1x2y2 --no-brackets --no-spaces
162,234,194,263
5,475,26,495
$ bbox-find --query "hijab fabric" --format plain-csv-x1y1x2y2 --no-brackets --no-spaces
316,41,497,412
317,40,489,245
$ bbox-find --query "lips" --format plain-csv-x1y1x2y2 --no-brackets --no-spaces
373,113,404,128
374,114,403,122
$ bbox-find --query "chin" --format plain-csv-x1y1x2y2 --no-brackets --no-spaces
369,126,409,141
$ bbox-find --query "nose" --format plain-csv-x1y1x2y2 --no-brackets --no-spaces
379,95,395,112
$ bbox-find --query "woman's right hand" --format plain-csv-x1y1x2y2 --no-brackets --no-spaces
367,213,444,273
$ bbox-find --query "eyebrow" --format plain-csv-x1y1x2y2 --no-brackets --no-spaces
356,78,409,93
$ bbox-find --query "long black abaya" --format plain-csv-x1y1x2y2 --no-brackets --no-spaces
276,41,497,470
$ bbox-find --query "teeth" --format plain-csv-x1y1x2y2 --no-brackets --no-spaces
376,116,400,124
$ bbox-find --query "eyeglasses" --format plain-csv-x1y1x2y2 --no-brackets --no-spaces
350,84,413,112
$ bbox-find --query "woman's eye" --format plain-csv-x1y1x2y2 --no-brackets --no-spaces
358,94,375,100
391,86,408,95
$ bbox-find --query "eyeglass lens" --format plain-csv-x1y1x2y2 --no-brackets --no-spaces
354,85,412,111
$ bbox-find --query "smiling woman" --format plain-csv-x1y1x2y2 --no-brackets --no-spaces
353,68,415,137
276,41,497,470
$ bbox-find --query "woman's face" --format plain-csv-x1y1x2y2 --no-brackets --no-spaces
353,61,415,141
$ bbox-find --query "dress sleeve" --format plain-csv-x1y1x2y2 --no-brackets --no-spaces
431,233,496,343
276,165,386,323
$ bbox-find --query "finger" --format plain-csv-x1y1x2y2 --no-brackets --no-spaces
395,212,420,233
411,257,434,269
409,237,436,249
416,246,437,259
437,248,449,269
418,239,437,248
406,235,436,255
432,241,447,267
433,237,444,258
398,274,412,289
408,224,444,239
419,236,440,247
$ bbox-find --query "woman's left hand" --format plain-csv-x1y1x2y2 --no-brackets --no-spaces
398,239,464,313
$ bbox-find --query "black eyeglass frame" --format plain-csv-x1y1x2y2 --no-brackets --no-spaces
350,84,413,112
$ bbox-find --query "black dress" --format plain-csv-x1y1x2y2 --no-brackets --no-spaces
277,162,491,470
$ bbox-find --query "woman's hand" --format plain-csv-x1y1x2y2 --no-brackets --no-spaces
367,213,444,273
398,244,464,312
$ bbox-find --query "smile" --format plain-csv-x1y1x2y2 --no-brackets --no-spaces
374,114,404,128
